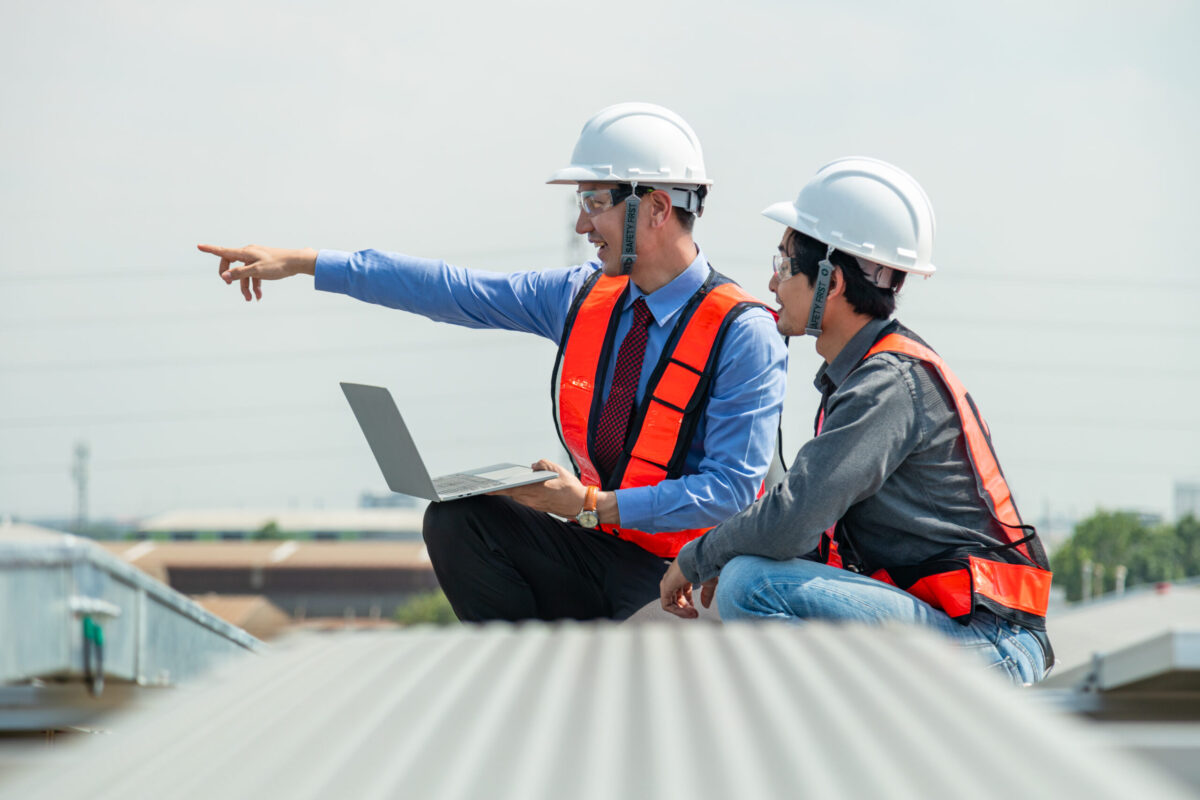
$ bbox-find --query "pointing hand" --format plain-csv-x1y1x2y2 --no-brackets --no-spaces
198,243,318,301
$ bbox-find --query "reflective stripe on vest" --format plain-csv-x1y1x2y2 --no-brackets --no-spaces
817,332,1052,625
554,272,766,558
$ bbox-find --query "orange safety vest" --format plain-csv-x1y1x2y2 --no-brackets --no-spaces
553,269,770,558
816,331,1053,630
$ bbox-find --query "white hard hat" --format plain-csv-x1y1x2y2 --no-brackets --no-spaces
763,157,936,276
547,102,711,188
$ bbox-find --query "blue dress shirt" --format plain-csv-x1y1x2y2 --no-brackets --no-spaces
315,248,788,536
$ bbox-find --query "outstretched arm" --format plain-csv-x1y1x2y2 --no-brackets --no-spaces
197,244,317,301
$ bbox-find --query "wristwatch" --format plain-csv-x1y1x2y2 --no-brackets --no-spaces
576,485,599,529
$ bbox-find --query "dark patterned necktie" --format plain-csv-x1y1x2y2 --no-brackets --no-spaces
593,297,654,478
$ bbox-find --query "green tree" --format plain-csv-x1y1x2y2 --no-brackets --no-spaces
1052,510,1195,602
393,590,458,626
1177,514,1200,577
252,520,285,541
1126,526,1184,587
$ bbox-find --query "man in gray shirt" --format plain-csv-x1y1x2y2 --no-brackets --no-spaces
659,158,1054,685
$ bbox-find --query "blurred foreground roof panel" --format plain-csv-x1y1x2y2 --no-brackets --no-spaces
2,622,1193,800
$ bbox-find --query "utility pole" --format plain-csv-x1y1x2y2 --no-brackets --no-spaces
71,440,89,533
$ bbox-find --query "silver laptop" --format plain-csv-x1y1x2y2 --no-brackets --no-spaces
340,382,556,502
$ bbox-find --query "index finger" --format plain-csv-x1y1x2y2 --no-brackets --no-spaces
197,243,252,261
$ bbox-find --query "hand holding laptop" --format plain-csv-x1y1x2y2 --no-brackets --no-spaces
489,458,582,516
492,458,622,526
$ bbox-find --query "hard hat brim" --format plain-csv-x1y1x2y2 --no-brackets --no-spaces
548,166,714,186
547,166,613,185
762,201,807,235
761,201,936,276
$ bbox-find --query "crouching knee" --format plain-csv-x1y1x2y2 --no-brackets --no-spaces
422,495,487,557
714,555,786,621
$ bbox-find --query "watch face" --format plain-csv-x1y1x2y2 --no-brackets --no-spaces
577,510,599,529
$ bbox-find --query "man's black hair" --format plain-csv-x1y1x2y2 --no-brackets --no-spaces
786,229,904,319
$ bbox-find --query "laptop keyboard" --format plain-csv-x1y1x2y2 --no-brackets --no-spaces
433,473,503,495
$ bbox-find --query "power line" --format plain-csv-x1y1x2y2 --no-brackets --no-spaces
0,403,344,429
716,259,1200,293
0,269,195,283
3,347,1197,379
914,316,1200,338
0,389,528,428
0,446,365,474
0,429,556,474
3,449,1192,477
0,337,551,373
0,306,363,331
2,405,1196,434
1006,459,1200,476
7,252,1198,292
0,245,568,284
3,304,1197,339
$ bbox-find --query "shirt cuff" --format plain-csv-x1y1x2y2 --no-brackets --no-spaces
674,540,701,583
314,249,353,294
613,485,654,532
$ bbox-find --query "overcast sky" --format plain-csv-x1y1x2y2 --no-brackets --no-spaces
1,0,1197,530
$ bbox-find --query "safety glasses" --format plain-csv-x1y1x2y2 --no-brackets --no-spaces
576,185,652,216
772,254,803,282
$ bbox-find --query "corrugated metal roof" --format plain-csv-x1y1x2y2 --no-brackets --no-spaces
0,524,261,731
1035,583,1200,787
1043,629,1200,693
0,522,69,541
2,622,1192,800
1045,582,1200,678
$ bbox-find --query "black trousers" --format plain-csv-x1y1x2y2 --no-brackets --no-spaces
422,494,671,622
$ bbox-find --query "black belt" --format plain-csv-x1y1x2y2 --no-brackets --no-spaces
1030,627,1055,672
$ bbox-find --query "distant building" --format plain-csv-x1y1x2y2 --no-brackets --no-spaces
103,539,437,619
136,508,424,541
359,491,422,509
1175,481,1200,521
1128,509,1164,527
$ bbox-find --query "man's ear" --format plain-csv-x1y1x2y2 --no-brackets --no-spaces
646,190,674,228
827,266,846,298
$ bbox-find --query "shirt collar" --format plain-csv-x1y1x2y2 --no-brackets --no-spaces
812,316,895,392
625,248,710,328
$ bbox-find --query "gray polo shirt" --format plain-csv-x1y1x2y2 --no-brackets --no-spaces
676,317,1016,584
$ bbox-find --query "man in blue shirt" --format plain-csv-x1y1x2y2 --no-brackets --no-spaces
200,103,787,622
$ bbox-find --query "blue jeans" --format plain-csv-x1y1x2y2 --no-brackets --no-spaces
716,555,1046,685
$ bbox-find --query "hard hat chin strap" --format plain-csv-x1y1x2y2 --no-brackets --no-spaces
620,182,640,275
805,246,836,338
